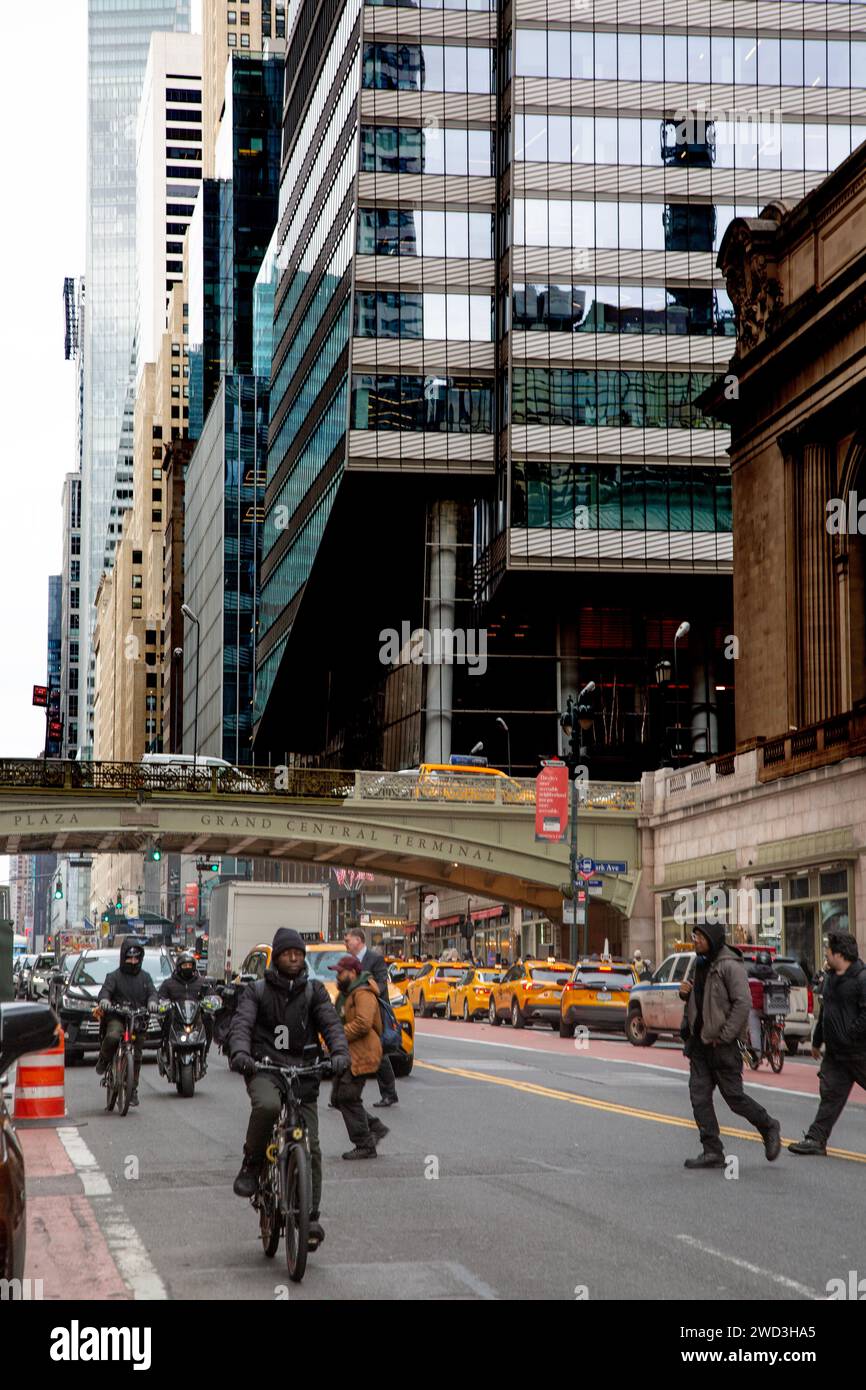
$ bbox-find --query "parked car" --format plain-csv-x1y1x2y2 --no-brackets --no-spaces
560,959,639,1037
488,958,574,1030
405,961,468,1018
47,953,82,1013
0,1002,59,1280
741,952,815,1054
14,956,37,1000
58,948,174,1060
444,967,502,1021
27,953,57,1001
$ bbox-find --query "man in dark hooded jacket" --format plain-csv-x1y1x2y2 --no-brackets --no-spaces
95,939,159,1106
229,928,350,1251
158,950,215,1061
790,931,866,1155
679,922,781,1168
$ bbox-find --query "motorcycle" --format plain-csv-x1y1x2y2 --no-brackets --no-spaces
157,994,221,1097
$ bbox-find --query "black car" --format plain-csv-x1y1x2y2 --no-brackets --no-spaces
47,952,82,1013
1,1002,59,1280
59,948,174,1060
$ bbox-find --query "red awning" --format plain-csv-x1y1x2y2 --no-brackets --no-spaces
471,906,504,922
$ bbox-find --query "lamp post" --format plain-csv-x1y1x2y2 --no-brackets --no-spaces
495,716,512,776
181,604,200,774
673,621,690,760
655,658,672,767
560,680,595,958
171,646,183,752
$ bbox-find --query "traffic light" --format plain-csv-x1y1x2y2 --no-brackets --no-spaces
209,859,220,873
115,893,123,913
53,879,63,900
149,847,162,862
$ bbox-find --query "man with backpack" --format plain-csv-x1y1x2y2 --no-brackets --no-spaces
345,925,399,1109
329,954,388,1159
228,928,349,1250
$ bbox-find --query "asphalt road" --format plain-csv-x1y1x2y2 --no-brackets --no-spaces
27,1024,866,1301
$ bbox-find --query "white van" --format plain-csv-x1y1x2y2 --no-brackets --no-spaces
139,753,257,790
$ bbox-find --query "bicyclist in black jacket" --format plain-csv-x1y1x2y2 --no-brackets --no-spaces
95,939,159,1106
229,928,349,1250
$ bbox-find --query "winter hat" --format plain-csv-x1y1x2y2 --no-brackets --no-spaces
329,954,362,976
695,920,726,957
272,927,306,958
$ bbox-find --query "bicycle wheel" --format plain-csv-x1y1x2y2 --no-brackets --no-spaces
768,1027,784,1074
105,1058,119,1112
284,1145,311,1283
118,1049,135,1116
259,1159,281,1258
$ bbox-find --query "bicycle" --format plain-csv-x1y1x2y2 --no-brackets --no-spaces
97,1005,149,1116
251,1058,331,1284
744,1013,786,1074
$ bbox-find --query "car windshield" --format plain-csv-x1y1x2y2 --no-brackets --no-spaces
72,954,171,987
771,961,808,987
437,968,467,980
34,955,56,970
475,971,499,982
529,968,570,982
576,971,633,988
306,950,347,980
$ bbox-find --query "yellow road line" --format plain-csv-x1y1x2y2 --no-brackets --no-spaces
416,1059,866,1164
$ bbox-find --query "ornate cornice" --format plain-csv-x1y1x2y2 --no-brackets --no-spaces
718,215,785,357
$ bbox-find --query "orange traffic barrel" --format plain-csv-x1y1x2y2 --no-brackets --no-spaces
14,1030,66,1120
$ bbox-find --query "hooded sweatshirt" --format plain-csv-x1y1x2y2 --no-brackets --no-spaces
681,922,751,1047
97,939,159,1010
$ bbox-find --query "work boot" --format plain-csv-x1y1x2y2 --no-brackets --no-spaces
684,1151,726,1170
233,1149,261,1196
307,1220,325,1251
763,1119,782,1161
342,1145,377,1160
373,1095,398,1108
129,1089,140,1107
788,1135,827,1156
368,1118,390,1148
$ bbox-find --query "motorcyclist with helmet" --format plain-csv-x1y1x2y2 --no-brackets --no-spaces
94,939,159,1106
158,950,215,1064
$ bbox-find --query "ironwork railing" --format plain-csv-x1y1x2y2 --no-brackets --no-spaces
0,760,640,811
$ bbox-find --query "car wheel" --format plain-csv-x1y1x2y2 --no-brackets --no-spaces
560,1015,575,1039
444,998,453,1020
419,992,434,1019
549,1019,559,1031
785,1038,800,1056
462,1000,470,1022
511,999,525,1030
626,1009,657,1047
489,998,502,1027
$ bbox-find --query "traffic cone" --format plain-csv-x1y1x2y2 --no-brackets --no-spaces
14,1030,66,1120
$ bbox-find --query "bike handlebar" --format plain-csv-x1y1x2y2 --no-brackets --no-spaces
253,1059,332,1079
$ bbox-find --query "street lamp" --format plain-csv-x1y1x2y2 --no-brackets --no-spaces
495,716,512,776
673,621,690,759
181,604,200,773
172,646,183,752
561,680,595,958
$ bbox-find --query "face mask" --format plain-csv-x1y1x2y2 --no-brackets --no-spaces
124,958,142,973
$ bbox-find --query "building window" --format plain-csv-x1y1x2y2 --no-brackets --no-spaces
69,668,78,690
69,642,79,661
132,574,143,589
152,488,163,502
146,673,158,688
70,614,79,630
228,9,237,20
152,467,163,481
68,696,79,718
70,561,80,582
351,374,493,433
241,9,250,22
172,407,180,419
70,588,79,609
241,33,250,46
228,32,237,45
132,596,143,610
171,342,181,356
172,385,181,398
152,510,163,524
132,550,143,564
172,364,181,378
71,536,80,555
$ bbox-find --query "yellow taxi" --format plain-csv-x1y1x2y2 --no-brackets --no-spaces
235,940,415,1076
405,961,469,1017
443,966,502,1021
387,958,426,985
414,763,532,804
488,957,574,1030
559,958,640,1038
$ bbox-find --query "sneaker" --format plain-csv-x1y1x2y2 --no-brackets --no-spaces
368,1119,390,1147
307,1220,325,1251
788,1135,827,1156
683,1151,726,1169
342,1145,377,1160
763,1119,782,1161
129,1089,140,1108
233,1152,261,1196
373,1095,398,1108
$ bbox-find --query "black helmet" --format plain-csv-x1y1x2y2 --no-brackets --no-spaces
756,950,773,968
177,950,197,980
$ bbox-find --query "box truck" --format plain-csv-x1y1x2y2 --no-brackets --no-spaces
208,882,331,983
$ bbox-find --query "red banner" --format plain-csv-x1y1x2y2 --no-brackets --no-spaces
184,883,198,916
535,761,569,842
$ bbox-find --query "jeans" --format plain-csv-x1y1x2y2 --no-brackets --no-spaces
244,1072,323,1214
807,1052,866,1145
333,1071,379,1148
97,1016,144,1087
688,1038,775,1155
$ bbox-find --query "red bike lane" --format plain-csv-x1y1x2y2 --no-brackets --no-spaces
415,1017,866,1104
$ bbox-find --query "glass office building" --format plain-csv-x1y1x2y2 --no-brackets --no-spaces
82,0,191,753
255,0,866,773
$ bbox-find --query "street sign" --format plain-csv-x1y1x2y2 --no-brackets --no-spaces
577,857,594,877
563,903,586,926
595,860,628,874
588,880,604,896
32,685,48,707
535,762,569,842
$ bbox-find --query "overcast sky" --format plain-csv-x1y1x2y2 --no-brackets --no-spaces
0,2,201,886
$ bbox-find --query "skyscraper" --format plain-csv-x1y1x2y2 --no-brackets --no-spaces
81,0,190,756
254,0,866,777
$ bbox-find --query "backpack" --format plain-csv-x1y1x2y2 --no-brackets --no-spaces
218,978,314,1056
378,993,402,1055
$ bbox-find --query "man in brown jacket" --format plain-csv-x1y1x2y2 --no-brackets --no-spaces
680,922,781,1169
329,954,388,1160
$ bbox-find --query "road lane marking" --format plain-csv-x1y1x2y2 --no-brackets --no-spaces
57,1126,168,1300
415,1061,866,1164
675,1236,824,1300
417,1030,825,1100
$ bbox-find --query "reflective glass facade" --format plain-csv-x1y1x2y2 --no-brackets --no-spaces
82,0,190,751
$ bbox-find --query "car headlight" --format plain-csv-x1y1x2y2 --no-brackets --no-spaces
390,993,407,1007
62,994,94,1011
